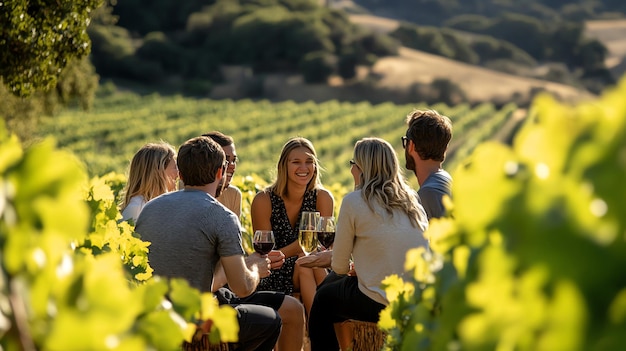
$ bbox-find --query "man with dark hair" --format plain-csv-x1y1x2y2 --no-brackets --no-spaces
136,136,305,351
202,131,242,217
403,109,453,219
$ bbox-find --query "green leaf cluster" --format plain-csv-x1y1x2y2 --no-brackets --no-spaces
380,77,626,350
0,124,238,349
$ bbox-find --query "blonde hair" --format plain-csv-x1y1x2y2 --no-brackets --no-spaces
120,141,177,212
353,137,425,227
268,137,323,198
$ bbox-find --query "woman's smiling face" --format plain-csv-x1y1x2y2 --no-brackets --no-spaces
287,146,315,187
221,143,237,187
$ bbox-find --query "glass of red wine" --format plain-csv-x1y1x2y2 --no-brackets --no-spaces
253,230,275,255
317,216,335,250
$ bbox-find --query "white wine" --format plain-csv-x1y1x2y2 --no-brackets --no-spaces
299,230,318,255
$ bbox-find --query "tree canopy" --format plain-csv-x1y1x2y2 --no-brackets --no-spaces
0,0,103,97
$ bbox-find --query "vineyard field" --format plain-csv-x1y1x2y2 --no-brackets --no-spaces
36,88,521,190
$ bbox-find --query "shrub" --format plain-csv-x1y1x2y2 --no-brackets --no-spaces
357,31,400,57
430,78,468,105
119,56,166,84
88,24,136,77
299,51,337,83
183,79,213,96
390,24,455,59
444,14,492,32
337,52,358,80
441,29,479,64
136,32,190,75
470,36,537,66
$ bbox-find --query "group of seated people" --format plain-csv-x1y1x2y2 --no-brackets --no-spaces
119,109,453,351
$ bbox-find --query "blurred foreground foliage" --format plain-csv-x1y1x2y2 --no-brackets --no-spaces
380,77,626,350
0,126,238,350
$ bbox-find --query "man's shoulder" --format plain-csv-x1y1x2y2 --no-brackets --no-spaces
421,170,452,189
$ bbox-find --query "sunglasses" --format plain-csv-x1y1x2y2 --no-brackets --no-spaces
225,155,238,165
401,136,409,149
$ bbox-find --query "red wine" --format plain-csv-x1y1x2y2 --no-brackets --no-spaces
317,231,335,249
254,242,274,255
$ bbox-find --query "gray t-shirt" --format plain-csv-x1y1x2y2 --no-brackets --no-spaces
418,169,452,219
135,189,244,292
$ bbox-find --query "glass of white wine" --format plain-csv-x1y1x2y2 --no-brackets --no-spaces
298,211,320,255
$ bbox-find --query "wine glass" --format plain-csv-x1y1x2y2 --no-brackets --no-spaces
253,230,275,255
317,216,335,250
298,211,320,255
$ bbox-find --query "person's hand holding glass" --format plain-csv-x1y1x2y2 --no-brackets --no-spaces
296,213,335,269
253,230,275,255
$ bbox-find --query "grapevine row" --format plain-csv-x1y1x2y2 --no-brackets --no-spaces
38,90,518,189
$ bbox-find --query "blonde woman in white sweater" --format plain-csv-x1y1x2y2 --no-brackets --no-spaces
119,141,178,223
307,137,429,351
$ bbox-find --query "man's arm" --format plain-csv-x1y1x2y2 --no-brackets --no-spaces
219,253,271,297
212,252,284,292
211,261,227,292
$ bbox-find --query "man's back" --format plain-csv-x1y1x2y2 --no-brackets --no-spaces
418,169,452,220
135,189,244,292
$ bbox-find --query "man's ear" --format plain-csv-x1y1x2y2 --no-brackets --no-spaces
215,168,227,198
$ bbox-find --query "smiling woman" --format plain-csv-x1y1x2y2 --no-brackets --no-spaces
202,131,243,218
250,137,335,344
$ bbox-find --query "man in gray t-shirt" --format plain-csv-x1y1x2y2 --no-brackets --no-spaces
135,136,304,351
403,109,453,219
137,189,244,292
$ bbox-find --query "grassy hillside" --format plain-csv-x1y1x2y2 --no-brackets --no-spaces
341,14,600,103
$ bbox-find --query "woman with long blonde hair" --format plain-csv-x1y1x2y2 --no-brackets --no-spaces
120,141,178,223
307,137,428,351
251,137,334,323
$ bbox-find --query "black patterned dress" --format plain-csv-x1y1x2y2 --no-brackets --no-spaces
256,189,318,294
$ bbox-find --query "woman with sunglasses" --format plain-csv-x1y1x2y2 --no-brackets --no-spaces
307,137,429,351
202,131,242,217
